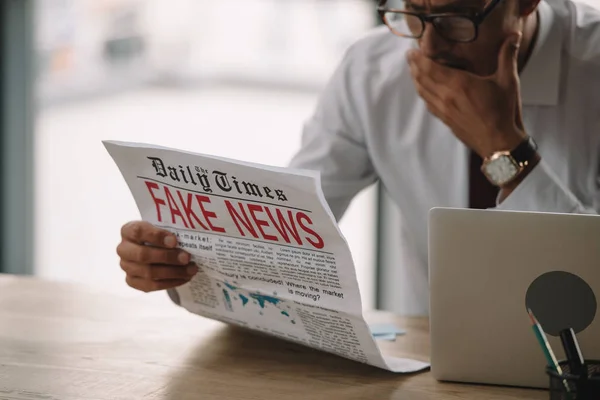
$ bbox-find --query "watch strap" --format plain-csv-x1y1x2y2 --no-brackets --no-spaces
511,136,538,167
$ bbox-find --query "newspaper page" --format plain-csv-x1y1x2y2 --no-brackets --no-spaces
104,140,429,373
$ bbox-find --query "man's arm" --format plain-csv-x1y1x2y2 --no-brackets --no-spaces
288,47,378,221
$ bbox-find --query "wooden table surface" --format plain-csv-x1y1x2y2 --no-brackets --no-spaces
0,274,547,399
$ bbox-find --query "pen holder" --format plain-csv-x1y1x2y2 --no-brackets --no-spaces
547,360,600,400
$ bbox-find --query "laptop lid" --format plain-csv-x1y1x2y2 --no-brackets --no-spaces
428,207,600,388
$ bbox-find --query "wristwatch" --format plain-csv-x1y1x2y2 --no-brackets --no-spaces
481,136,538,187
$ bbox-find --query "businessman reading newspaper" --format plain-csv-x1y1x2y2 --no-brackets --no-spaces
105,140,428,372
111,0,600,369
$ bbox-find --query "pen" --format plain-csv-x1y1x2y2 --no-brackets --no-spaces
528,309,572,396
560,328,586,377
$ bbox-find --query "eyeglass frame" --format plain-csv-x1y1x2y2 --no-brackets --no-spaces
376,0,504,43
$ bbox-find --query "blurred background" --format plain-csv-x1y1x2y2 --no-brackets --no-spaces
3,0,380,309
2,0,600,313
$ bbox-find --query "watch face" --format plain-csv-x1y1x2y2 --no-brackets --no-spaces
483,155,519,185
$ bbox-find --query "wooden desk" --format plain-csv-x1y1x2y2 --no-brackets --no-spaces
0,274,546,399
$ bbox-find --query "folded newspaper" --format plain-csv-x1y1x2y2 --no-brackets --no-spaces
104,140,430,373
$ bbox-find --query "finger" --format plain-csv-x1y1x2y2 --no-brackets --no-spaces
121,221,178,248
408,60,450,103
126,275,190,293
120,260,198,281
117,240,190,265
415,86,472,147
407,49,453,85
496,32,521,88
413,81,447,123
515,91,525,131
408,62,447,118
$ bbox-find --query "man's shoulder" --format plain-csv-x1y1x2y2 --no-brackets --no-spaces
338,25,411,75
559,0,600,64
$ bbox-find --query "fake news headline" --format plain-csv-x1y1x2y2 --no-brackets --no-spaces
141,157,326,251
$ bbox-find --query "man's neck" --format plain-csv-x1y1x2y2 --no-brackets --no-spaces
517,9,540,72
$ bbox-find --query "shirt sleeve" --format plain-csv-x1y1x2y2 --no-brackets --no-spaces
494,158,598,215
288,48,377,221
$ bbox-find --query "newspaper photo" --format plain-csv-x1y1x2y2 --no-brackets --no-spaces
104,140,430,373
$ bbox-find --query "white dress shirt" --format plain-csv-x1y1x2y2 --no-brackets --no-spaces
288,0,600,313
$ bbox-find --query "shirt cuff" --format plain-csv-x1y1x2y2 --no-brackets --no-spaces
495,159,585,214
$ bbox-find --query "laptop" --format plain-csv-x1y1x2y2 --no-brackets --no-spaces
428,207,600,389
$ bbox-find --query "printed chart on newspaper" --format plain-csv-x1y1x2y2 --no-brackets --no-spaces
104,140,429,373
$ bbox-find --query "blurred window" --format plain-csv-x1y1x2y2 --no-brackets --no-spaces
33,0,378,308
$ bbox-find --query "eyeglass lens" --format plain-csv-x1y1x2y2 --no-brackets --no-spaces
383,12,424,37
382,2,477,42
432,16,476,41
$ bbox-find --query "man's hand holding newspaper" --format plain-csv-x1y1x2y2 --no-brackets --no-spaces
105,140,429,374
118,220,198,292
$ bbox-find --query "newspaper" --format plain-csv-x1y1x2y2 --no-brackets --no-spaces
103,140,430,373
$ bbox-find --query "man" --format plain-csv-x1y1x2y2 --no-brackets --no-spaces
116,0,600,311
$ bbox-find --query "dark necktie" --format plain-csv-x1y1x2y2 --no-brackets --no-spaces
468,151,500,209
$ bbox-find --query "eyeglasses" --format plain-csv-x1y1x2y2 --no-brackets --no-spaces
377,0,503,43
